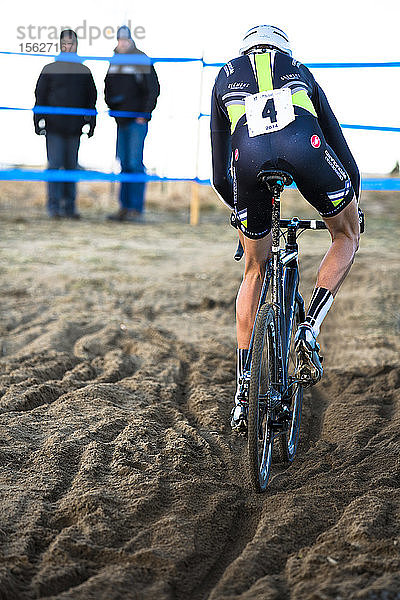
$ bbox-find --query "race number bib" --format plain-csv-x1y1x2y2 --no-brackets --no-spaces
245,88,295,137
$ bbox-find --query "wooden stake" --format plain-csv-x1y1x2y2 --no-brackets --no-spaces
190,182,200,226
190,53,205,226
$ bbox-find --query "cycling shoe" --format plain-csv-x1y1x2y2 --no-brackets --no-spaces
294,324,323,387
230,396,248,433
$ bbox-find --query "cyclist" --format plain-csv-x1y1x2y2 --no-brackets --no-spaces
210,25,361,431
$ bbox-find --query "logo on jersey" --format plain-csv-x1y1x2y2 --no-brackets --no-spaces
325,149,347,181
228,82,250,89
327,179,352,206
234,148,239,161
281,73,301,81
237,208,247,229
223,62,234,77
311,135,321,148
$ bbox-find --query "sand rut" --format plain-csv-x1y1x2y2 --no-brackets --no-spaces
0,316,399,599
0,190,399,599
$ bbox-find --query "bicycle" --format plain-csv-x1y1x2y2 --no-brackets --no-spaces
233,169,328,493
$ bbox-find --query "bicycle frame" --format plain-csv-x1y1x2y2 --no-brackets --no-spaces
239,173,328,489
241,189,305,402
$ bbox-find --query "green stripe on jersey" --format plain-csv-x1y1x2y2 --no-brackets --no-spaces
292,90,317,117
254,53,273,92
227,104,246,134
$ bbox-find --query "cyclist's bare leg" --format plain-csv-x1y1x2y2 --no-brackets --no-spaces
231,230,271,430
236,230,272,349
295,197,360,386
317,198,360,295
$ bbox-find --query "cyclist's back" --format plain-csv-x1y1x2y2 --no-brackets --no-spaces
211,44,360,239
213,50,319,135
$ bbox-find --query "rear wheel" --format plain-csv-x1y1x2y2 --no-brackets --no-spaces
248,303,278,492
278,302,303,463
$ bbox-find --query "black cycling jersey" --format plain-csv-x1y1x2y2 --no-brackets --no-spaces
211,50,360,238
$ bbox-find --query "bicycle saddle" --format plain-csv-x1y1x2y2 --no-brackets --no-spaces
257,169,293,193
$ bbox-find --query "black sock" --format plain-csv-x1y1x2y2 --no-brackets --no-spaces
304,287,333,336
236,348,248,386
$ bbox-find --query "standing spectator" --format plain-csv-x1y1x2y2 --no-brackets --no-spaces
34,29,97,219
105,26,160,222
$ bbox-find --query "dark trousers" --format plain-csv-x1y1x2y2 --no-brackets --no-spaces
46,132,80,216
116,120,148,213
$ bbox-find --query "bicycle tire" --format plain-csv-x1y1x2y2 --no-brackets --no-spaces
278,301,303,463
248,303,278,492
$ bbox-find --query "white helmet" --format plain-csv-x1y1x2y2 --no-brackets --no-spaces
240,25,292,56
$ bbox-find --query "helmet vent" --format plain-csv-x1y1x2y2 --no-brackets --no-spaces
273,30,289,41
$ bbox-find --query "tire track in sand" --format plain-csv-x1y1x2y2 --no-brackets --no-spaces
171,347,264,600
0,289,399,598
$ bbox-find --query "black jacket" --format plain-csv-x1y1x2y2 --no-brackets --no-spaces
34,58,97,136
104,46,160,125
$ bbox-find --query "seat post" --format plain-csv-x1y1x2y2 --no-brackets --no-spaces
256,168,293,350
271,186,281,254
255,166,293,258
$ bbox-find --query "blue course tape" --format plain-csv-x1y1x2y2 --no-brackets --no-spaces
108,110,151,119
0,51,202,65
341,124,400,133
0,105,150,118
203,60,400,69
1,51,399,69
0,169,210,185
0,169,399,190
305,61,400,69
34,105,97,116
360,178,400,191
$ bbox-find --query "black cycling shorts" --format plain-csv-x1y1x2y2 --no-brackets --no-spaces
232,116,355,239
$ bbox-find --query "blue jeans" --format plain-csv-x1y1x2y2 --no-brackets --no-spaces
116,120,148,213
46,132,80,216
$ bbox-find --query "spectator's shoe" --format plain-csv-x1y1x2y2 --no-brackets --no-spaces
294,324,323,387
48,213,62,220
107,209,128,221
230,390,248,433
124,210,145,223
107,209,144,223
64,213,81,220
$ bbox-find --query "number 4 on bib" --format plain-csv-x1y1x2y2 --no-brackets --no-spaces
262,98,277,122
245,89,295,137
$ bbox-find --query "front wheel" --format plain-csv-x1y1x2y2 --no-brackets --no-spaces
248,303,278,492
278,301,303,463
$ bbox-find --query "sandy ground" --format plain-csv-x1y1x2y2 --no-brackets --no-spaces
0,182,399,600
